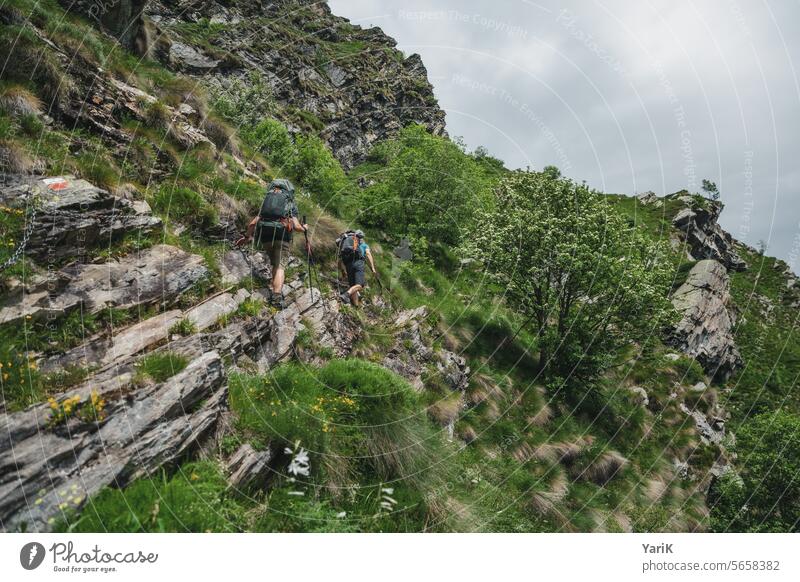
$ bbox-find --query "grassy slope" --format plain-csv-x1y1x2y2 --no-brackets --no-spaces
5,0,794,533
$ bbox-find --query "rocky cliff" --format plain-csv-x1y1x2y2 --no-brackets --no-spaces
145,0,447,168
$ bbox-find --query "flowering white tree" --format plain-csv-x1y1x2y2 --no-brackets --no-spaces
463,171,675,378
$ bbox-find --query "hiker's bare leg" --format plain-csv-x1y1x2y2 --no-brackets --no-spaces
348,284,362,307
272,266,285,295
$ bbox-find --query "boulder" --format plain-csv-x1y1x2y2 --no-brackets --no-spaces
628,386,649,407
219,249,271,286
169,42,220,73
670,260,742,381
0,351,226,532
226,444,274,491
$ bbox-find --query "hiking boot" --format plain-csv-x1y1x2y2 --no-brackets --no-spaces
269,291,285,309
339,292,351,305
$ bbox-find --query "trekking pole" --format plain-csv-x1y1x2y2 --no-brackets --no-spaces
301,215,314,286
301,216,325,310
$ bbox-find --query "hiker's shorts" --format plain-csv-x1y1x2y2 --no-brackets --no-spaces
345,259,366,287
262,240,291,270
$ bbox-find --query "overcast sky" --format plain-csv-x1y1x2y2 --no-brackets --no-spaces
328,0,800,267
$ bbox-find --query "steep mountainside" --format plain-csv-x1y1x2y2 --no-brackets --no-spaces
1,0,798,533
59,0,446,169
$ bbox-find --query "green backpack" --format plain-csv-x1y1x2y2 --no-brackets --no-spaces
256,179,296,244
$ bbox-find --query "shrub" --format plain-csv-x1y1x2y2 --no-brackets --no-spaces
463,170,676,379
229,359,445,485
210,71,274,128
709,412,800,532
150,185,217,230
293,134,349,208
358,124,491,245
246,118,297,171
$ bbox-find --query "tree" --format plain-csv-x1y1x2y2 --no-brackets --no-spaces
710,412,800,532
462,171,675,377
542,165,561,180
358,125,491,246
702,179,720,201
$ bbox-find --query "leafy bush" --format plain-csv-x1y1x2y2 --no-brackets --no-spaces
463,170,676,379
293,134,349,208
709,412,800,532
210,71,275,128
245,118,297,171
358,124,492,245
244,119,348,210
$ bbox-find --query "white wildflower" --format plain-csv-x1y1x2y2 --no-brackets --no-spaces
287,447,310,477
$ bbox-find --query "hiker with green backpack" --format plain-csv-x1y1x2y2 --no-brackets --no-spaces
337,229,376,307
236,179,307,308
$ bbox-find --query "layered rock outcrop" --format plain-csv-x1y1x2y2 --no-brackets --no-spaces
670,197,747,271
0,175,161,263
0,351,226,531
669,259,742,380
145,0,447,168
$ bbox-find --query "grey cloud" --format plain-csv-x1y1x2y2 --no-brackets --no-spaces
328,0,800,266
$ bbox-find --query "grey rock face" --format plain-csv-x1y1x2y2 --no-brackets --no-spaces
382,306,469,394
0,351,226,532
0,175,161,262
670,259,742,380
0,244,209,326
672,201,747,271
169,41,221,73
146,0,447,169
226,444,274,491
58,1,149,53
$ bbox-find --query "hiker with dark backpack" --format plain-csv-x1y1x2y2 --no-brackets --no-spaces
337,229,376,307
236,179,307,308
